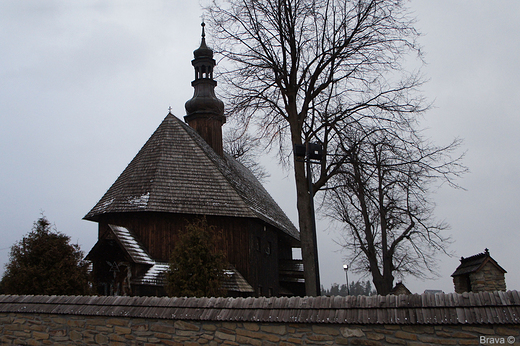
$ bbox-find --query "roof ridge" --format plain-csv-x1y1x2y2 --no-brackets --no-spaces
460,251,488,263
172,114,254,213
169,115,299,239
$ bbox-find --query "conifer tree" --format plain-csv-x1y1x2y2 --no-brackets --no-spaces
0,215,91,295
165,218,228,297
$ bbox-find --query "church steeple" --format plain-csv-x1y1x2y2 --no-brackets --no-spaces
185,23,225,156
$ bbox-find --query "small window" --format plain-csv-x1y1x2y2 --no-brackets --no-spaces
268,288,273,297
466,275,472,292
266,241,272,255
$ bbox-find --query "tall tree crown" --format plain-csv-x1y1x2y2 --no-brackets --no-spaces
205,0,464,296
207,0,422,153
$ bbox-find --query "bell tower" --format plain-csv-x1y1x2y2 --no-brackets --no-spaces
185,23,225,156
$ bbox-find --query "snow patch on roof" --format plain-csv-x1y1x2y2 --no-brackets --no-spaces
133,262,254,293
108,225,168,286
109,224,154,265
128,192,150,208
138,263,169,286
99,198,114,211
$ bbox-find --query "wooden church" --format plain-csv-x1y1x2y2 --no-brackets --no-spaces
85,24,305,297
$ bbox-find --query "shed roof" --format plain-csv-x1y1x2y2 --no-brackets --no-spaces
222,267,255,293
452,248,507,277
390,282,411,295
84,113,299,241
1,291,520,325
132,262,254,294
134,263,169,286
108,224,154,265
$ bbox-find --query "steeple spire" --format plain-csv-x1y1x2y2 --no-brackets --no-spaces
185,23,225,156
193,22,213,60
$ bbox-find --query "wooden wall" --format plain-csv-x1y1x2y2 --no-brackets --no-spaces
96,212,294,296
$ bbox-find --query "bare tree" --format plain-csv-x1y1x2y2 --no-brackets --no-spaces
323,120,466,295
224,127,270,183
206,0,425,295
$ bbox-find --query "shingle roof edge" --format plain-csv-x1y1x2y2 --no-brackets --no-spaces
178,116,299,240
452,256,507,277
1,291,520,325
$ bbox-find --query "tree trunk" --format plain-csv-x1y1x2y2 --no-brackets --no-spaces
369,252,394,295
294,157,320,296
372,273,394,295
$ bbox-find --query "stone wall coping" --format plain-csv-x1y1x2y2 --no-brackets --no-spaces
1,291,519,325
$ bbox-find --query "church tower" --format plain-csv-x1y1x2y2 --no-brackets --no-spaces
185,23,226,156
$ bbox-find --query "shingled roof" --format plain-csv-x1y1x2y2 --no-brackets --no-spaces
84,114,299,241
2,291,520,324
106,224,154,265
452,248,507,277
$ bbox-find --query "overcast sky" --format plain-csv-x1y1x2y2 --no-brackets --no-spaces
1,1,519,295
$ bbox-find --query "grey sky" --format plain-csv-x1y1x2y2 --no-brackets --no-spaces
1,1,519,294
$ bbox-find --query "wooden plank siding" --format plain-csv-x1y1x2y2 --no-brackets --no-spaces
95,212,294,296
98,212,251,276
248,221,282,297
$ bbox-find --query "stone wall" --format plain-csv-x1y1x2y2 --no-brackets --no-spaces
470,261,507,292
2,293,519,345
1,312,519,345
